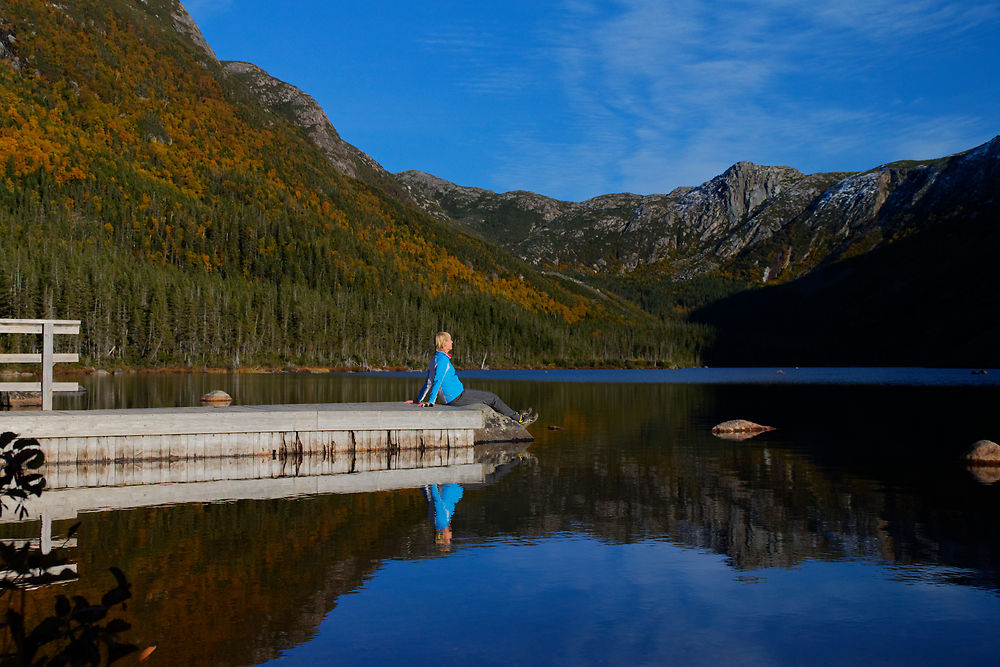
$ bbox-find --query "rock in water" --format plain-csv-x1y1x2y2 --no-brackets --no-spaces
474,405,534,445
200,389,232,405
711,419,775,435
962,440,1000,465
0,391,40,408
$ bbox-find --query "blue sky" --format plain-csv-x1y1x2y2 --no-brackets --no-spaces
186,0,999,202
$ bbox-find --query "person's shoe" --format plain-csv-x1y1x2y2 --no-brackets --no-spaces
516,408,538,426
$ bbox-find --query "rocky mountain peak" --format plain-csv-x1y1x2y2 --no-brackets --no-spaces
677,162,804,233
397,170,493,198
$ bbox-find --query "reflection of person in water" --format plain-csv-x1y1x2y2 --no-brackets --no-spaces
424,483,463,546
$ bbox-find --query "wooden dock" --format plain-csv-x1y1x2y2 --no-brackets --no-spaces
0,402,490,464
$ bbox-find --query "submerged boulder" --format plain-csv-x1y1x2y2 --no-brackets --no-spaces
712,419,775,440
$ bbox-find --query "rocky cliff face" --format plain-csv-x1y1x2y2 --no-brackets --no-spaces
398,137,1000,283
165,0,218,64
0,18,22,70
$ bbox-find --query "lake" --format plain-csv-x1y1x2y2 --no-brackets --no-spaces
3,368,1000,665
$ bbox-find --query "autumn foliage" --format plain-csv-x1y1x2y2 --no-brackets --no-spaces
0,0,705,368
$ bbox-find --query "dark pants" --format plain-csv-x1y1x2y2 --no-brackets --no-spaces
447,388,516,418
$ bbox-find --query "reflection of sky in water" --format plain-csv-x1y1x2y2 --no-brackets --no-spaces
270,537,1000,666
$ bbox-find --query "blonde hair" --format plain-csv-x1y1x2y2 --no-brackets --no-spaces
435,331,452,350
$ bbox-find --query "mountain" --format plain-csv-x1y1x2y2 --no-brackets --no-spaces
397,139,999,284
0,0,698,369
397,163,812,276
394,139,1000,365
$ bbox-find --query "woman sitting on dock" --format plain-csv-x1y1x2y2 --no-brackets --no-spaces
406,331,537,425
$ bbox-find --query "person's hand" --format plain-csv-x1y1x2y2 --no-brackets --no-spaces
404,399,415,404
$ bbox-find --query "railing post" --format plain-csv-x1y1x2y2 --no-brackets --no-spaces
41,321,54,411
0,319,80,408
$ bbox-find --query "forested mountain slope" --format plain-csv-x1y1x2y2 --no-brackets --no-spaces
0,0,703,369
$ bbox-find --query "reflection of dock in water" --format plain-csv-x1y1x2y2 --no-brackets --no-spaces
1,440,532,524
0,404,531,595
0,514,80,589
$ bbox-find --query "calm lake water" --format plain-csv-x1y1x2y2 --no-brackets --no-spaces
4,368,1000,665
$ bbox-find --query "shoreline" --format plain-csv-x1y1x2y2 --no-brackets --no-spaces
1,361,688,378
0,360,994,381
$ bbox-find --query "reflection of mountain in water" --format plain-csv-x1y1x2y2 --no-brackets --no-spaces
3,381,998,664
463,381,1000,581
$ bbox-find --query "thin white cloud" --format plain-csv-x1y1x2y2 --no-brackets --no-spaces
806,0,995,39
462,67,533,95
482,0,999,199
418,23,535,96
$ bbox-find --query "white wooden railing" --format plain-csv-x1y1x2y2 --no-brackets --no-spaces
0,319,81,410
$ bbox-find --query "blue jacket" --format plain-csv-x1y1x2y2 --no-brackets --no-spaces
416,350,464,405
